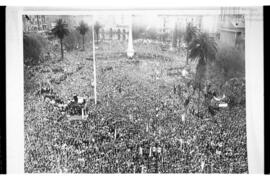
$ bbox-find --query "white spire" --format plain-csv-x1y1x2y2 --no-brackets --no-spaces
127,14,134,59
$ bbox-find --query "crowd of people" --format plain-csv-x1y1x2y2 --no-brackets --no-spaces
25,71,247,173
23,37,247,173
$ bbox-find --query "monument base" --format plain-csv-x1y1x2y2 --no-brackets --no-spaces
127,50,134,59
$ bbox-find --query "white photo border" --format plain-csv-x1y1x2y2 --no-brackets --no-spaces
6,6,264,174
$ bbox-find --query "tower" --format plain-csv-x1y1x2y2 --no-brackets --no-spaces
127,14,134,59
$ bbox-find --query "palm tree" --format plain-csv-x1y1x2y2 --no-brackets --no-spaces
188,32,217,75
172,23,178,48
94,22,102,44
76,21,89,51
51,19,69,59
188,32,217,114
184,23,198,65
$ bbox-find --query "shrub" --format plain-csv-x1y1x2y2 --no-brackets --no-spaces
144,28,159,40
63,29,81,51
160,32,170,42
216,43,245,79
223,78,246,106
23,33,46,66
132,25,146,40
132,25,160,41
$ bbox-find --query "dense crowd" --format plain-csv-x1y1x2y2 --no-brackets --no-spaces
24,38,247,173
25,69,247,173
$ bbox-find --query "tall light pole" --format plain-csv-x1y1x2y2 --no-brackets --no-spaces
127,14,134,59
92,17,97,105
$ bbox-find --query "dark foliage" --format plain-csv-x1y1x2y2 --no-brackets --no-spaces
23,33,46,66
215,43,245,80
51,19,69,59
76,21,89,50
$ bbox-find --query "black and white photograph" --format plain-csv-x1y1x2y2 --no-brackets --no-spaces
22,9,249,173
5,5,264,174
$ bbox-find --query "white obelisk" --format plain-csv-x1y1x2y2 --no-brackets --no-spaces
127,14,134,59
92,17,97,105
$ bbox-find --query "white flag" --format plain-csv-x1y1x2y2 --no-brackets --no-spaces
201,160,205,171
181,113,186,122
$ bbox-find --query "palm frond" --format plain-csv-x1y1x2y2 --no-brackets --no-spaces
188,32,217,64
94,22,102,33
77,21,89,36
51,19,70,40
184,23,199,44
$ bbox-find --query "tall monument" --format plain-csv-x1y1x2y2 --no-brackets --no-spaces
127,14,134,59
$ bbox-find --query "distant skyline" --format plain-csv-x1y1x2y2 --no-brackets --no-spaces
24,7,245,34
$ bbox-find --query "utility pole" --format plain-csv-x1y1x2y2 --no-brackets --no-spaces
92,16,97,105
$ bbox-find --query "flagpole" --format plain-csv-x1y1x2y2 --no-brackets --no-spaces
92,16,97,105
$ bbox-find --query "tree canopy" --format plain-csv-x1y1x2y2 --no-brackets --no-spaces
184,23,198,45
51,19,69,59
77,21,89,36
51,19,69,40
94,22,102,44
76,21,89,50
188,32,217,65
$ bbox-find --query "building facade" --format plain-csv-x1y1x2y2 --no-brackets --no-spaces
218,7,245,50
23,15,48,33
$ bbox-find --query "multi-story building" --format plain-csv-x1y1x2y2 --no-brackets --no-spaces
218,7,245,49
97,15,129,41
23,15,82,33
23,15,48,33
